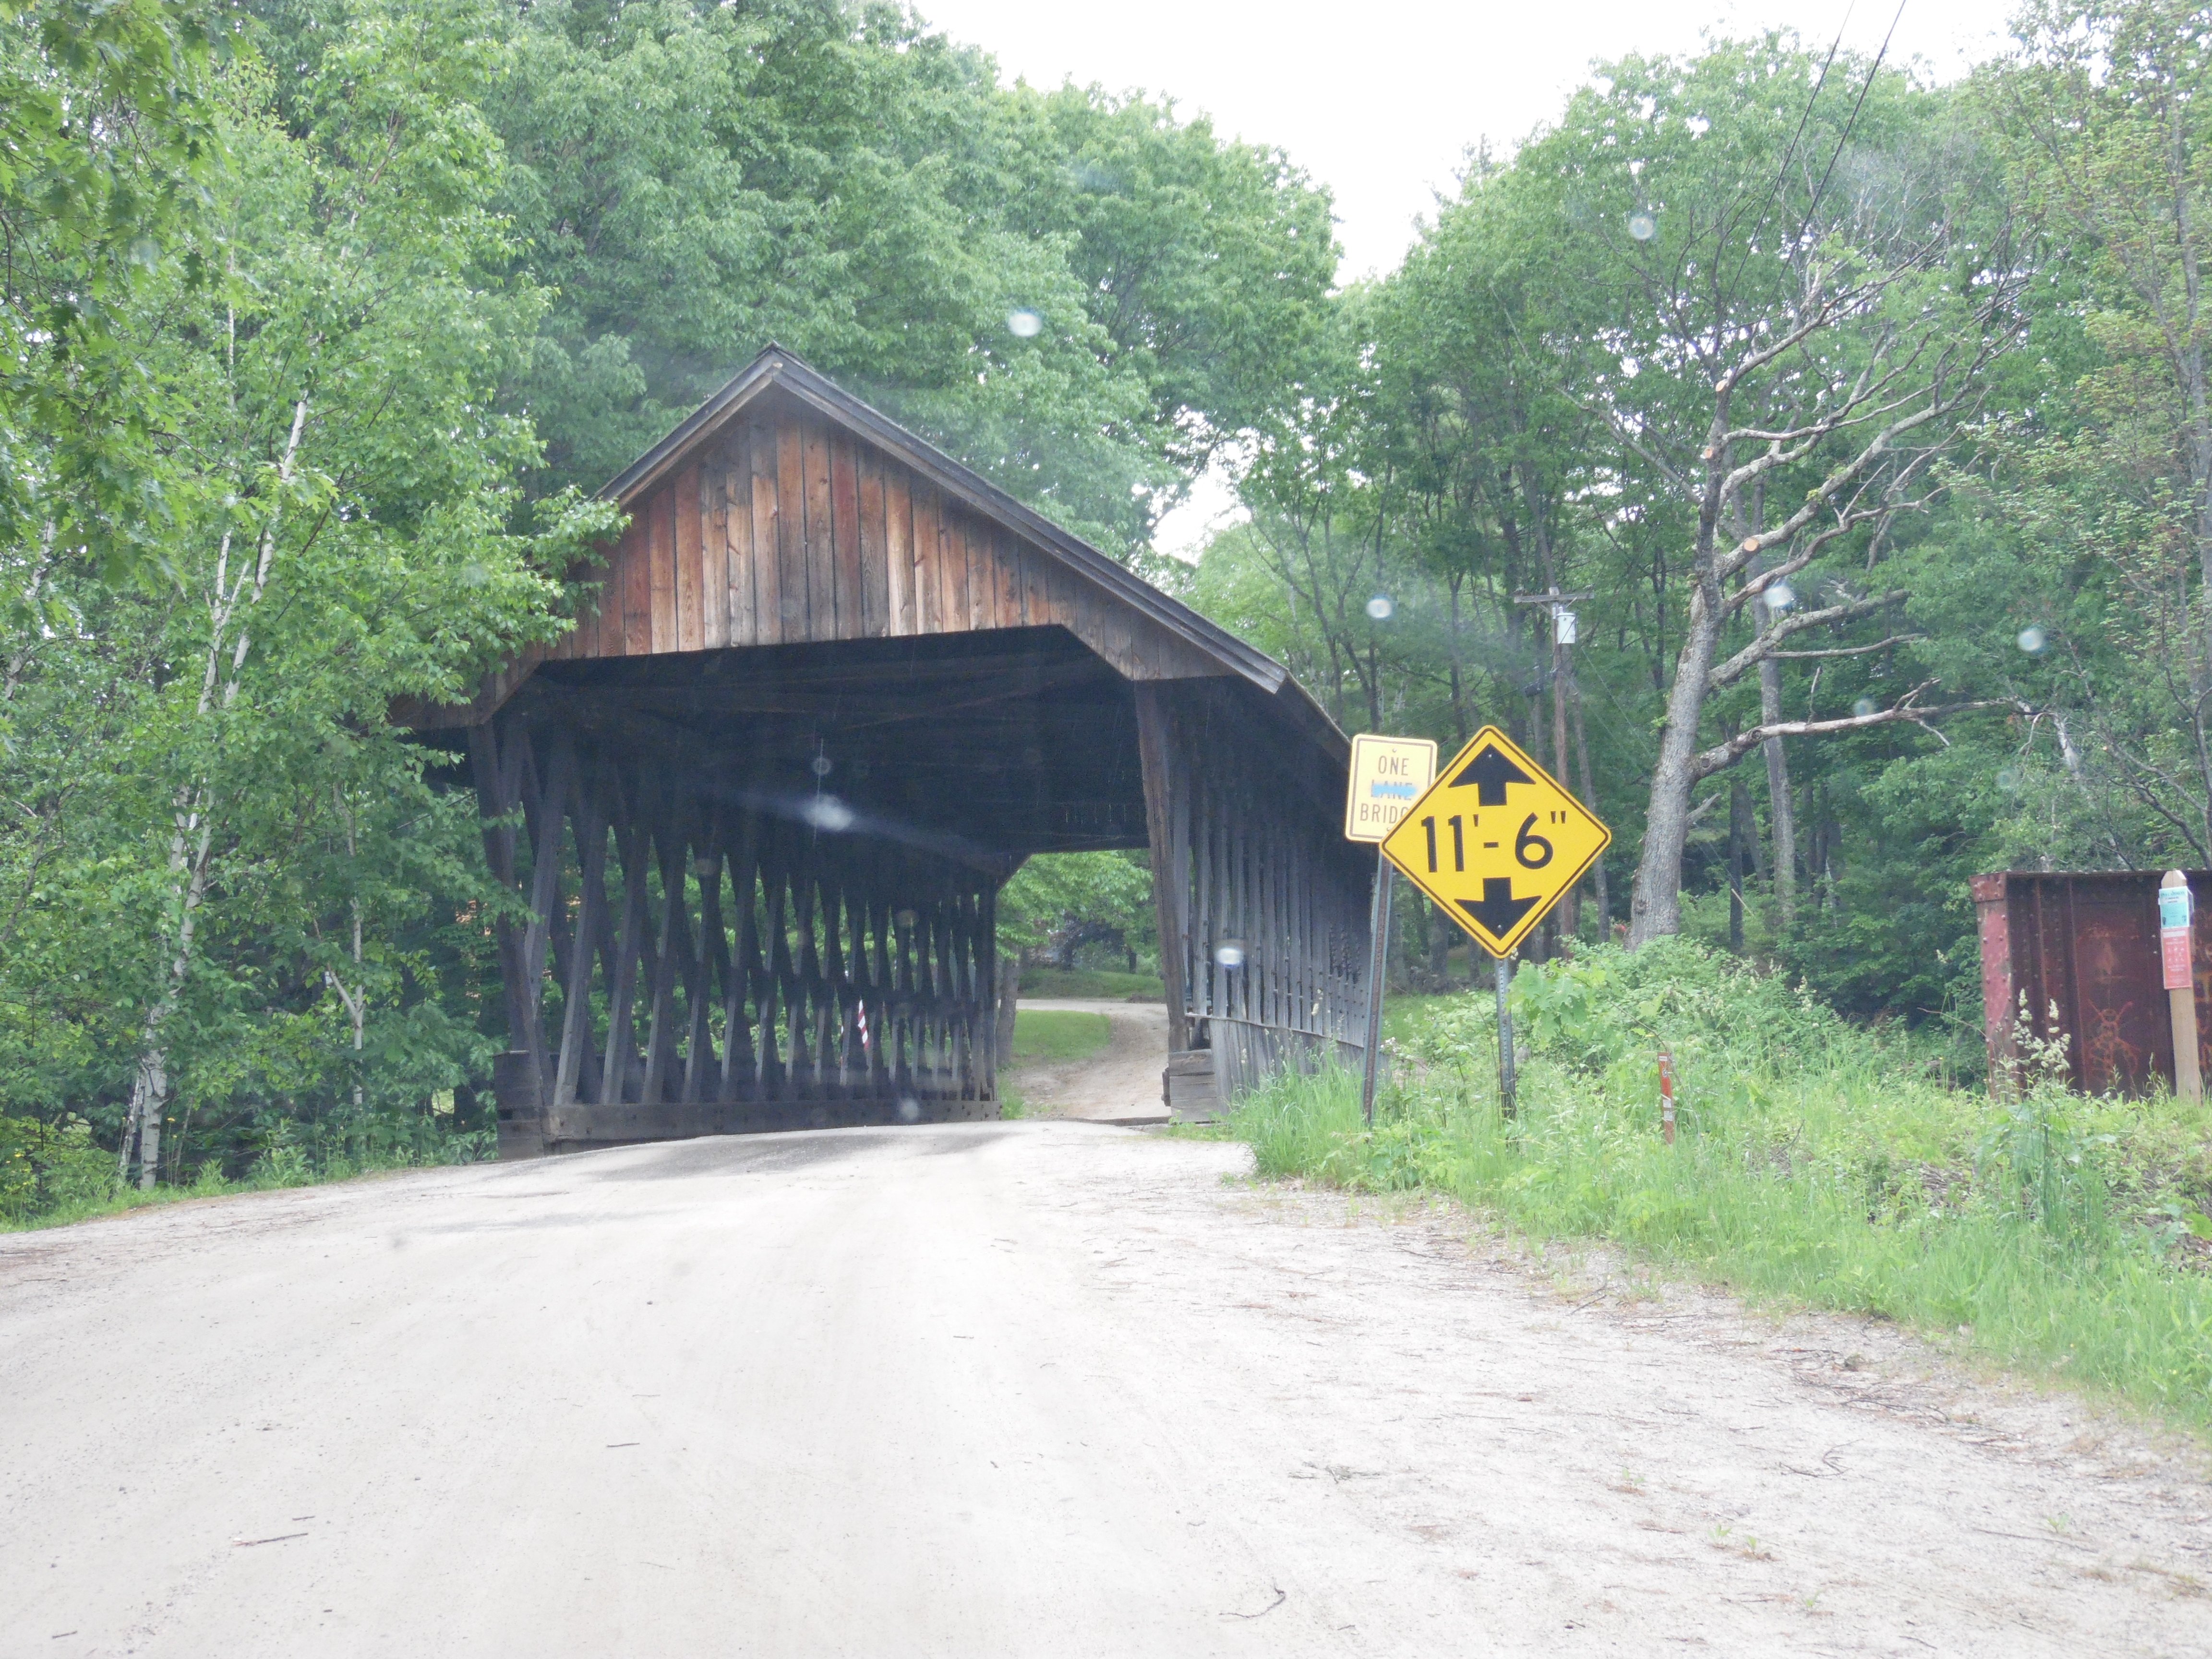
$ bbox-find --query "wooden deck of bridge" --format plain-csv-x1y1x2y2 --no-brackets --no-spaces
398,348,1371,1156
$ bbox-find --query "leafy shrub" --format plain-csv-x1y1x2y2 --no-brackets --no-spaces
0,1115,117,1223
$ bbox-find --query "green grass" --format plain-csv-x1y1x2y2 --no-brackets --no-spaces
1,1139,496,1231
1010,1009,1114,1064
1,1111,495,1231
1019,966,1164,1001
1226,938,2212,1434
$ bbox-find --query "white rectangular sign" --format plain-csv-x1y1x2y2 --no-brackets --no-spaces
1344,734,1439,843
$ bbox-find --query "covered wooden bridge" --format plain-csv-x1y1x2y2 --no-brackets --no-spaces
401,348,1371,1157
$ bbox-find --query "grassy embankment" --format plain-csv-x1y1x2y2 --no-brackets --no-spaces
997,1008,1115,1118
1,1116,492,1232
1228,938,2212,1431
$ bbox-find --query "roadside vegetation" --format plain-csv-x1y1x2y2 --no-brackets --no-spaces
1,1111,489,1231
1230,941,2212,1431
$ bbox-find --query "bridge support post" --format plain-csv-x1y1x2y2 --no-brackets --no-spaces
492,1050,549,1159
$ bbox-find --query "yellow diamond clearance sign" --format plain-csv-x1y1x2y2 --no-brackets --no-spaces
1379,726,1610,959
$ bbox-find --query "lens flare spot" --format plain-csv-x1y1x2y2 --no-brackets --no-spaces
1853,696,1878,717
1763,581,1796,613
1007,308,1043,338
2017,626,2048,655
1214,939,1248,969
1366,594,1395,621
1627,210,1658,241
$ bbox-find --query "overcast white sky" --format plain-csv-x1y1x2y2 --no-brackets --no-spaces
914,0,2023,549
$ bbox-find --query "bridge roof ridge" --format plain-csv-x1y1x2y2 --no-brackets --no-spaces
600,344,1299,706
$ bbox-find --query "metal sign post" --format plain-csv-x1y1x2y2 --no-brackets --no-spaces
1361,863,1395,1127
1343,735,1438,1129
2162,871,2201,1103
1495,951,1516,1118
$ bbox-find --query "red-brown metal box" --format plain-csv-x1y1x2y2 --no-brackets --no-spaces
1973,869,2212,1096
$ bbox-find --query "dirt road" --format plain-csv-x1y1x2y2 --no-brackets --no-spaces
1003,995,1171,1123
5,1124,2211,1656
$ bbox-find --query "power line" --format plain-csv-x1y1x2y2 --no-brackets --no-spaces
1731,1,1856,256
1795,0,1910,252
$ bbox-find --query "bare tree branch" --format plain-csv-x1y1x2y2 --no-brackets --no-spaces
1687,683,2027,780
1710,590,1908,685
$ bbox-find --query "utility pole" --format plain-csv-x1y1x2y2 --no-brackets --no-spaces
1514,589,1596,942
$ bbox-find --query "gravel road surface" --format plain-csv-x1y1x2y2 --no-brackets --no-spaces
1003,996,1171,1123
4,1123,2210,1656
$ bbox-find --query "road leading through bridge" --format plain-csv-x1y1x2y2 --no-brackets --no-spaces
3,1123,2207,1656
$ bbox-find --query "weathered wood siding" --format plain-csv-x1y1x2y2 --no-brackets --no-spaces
548,408,1218,682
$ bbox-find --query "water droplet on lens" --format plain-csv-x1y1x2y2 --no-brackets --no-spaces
1627,210,1658,241
802,796,855,832
811,754,833,777
897,1097,921,1124
2017,625,2047,655
1996,767,2020,793
1853,696,1877,717
1006,308,1043,338
1366,594,1395,620
1214,939,1248,969
1764,581,1796,612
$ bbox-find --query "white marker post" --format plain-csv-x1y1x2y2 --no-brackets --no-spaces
2161,871,2201,1103
1343,736,1438,1128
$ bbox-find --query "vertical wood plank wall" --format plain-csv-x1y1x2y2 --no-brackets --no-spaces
546,408,1220,683
1136,680,1372,1100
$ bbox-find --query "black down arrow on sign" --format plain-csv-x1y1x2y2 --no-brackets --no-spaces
1460,878,1538,937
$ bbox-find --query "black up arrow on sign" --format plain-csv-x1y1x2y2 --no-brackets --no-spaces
1450,743,1533,805
1378,724,1612,959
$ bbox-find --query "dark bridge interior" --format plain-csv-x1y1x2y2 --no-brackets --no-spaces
510,628,1151,858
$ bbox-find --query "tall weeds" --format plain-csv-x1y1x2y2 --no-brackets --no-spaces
1228,940,2212,1428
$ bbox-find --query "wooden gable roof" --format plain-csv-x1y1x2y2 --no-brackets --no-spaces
400,347,1345,764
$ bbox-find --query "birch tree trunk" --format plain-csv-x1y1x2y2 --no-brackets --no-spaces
124,396,310,1188
324,785,369,1114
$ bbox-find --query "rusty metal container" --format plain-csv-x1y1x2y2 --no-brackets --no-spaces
1973,870,2212,1096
